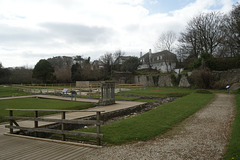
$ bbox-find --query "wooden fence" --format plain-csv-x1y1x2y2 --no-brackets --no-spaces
5,109,104,145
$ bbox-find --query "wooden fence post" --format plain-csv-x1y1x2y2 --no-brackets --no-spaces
9,110,13,134
62,112,66,141
34,111,38,137
96,111,101,145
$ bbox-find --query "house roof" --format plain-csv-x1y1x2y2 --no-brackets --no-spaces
114,56,131,64
140,50,177,62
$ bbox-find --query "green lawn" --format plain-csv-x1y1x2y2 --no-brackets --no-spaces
0,85,29,97
224,94,240,160
0,98,95,123
116,87,194,97
74,92,214,144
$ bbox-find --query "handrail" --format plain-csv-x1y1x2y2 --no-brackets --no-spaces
5,109,104,145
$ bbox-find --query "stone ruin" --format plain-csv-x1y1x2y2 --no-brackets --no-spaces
98,81,115,106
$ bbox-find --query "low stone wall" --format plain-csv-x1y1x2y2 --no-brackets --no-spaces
212,69,240,84
119,68,240,89
178,75,190,87
158,75,173,87
134,75,173,87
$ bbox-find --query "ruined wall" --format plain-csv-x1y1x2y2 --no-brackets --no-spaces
112,72,134,84
212,69,240,84
134,75,155,86
212,69,240,90
178,75,190,87
134,75,173,87
158,75,173,87
120,69,240,90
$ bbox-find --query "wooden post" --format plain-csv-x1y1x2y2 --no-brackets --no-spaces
34,111,38,137
9,110,13,134
62,112,66,141
96,111,101,145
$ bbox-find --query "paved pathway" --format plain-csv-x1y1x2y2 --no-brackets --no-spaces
0,95,146,160
80,93,236,160
3,95,145,128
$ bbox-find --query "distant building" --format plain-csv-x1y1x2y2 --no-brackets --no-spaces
92,60,104,69
114,56,131,65
138,49,178,72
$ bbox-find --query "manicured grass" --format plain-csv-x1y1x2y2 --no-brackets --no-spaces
0,85,29,97
0,98,95,123
117,87,194,97
75,92,214,144
224,94,240,160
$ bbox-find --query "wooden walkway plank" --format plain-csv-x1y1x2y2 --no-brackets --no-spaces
20,144,87,160
0,138,49,159
12,142,67,160
51,147,91,160
56,148,95,160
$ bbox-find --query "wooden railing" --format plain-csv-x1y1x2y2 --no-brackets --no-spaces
5,109,104,145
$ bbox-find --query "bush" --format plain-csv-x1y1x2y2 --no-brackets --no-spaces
189,68,214,89
188,52,240,71
171,74,181,86
211,57,240,71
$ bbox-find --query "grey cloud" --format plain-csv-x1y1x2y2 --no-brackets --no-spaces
40,23,113,44
0,23,49,45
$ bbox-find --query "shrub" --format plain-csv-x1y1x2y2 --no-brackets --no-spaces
171,73,181,86
189,68,214,89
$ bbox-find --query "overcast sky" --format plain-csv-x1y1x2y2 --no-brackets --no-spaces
0,0,239,68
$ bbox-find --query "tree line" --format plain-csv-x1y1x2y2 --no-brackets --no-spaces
0,50,140,84
177,3,240,69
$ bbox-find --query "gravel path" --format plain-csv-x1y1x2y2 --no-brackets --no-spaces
82,93,235,160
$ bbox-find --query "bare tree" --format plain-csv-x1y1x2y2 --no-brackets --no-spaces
100,53,114,79
178,12,225,58
155,31,177,52
100,53,113,65
218,3,240,57
113,50,125,61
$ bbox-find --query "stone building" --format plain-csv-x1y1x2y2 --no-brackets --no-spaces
138,49,178,72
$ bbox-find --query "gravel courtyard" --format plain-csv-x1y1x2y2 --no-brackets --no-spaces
82,93,235,160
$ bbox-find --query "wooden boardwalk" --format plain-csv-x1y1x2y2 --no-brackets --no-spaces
0,95,146,160
0,132,96,160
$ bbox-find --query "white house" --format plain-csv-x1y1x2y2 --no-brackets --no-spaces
138,49,178,72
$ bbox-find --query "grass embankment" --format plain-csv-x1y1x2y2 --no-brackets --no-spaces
117,87,194,98
74,92,213,144
0,98,95,123
0,85,28,97
115,87,194,102
224,94,240,160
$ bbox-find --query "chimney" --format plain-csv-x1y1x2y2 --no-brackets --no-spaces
140,51,142,58
149,49,152,62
